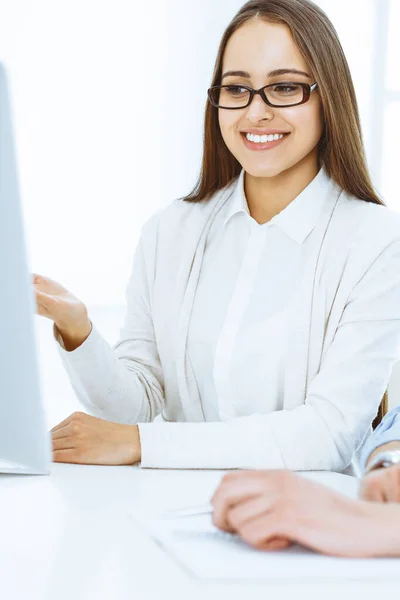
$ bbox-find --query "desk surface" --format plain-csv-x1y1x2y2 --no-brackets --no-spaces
1,465,399,600
2,314,397,598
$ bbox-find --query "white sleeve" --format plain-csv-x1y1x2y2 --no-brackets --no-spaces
138,240,400,470
53,234,165,424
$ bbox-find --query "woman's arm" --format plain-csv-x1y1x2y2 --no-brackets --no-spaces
138,240,400,470
53,228,165,425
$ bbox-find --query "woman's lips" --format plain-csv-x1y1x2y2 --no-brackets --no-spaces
241,132,290,151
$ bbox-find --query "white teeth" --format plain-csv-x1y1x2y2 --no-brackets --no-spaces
245,132,285,143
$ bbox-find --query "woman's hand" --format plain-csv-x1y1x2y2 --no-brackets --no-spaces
211,470,399,557
33,272,92,350
51,412,141,465
33,272,89,330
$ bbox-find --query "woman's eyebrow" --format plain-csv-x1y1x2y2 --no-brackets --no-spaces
221,68,311,80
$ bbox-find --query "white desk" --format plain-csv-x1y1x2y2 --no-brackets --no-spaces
1,465,399,600
1,311,397,598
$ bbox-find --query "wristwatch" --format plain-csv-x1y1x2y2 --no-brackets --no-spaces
364,449,400,474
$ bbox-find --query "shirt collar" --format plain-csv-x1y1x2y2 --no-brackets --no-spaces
223,166,333,244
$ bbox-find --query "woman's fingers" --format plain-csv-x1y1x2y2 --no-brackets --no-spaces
52,449,83,464
50,412,84,433
32,272,67,295
51,423,74,439
35,289,55,305
52,435,76,451
51,423,81,460
34,283,59,319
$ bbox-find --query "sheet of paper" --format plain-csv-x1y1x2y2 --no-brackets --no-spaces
128,471,400,581
131,510,400,582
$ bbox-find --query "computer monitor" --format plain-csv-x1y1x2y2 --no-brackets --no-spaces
0,63,51,475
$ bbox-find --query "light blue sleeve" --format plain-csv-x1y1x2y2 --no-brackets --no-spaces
359,406,400,472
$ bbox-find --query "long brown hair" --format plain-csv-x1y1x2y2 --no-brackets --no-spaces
373,391,388,430
184,0,384,208
185,0,389,427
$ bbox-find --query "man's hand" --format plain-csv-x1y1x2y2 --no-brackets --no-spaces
51,412,141,465
211,470,400,557
360,465,400,502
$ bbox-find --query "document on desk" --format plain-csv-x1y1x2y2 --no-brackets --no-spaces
130,509,400,582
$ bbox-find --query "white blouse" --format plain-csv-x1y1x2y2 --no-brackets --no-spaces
187,167,327,422
52,165,400,471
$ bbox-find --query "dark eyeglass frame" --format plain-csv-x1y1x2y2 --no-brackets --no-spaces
207,81,319,109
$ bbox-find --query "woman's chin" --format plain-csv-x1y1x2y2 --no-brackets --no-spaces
241,161,286,179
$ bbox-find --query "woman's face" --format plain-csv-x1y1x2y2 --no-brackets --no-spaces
218,18,324,179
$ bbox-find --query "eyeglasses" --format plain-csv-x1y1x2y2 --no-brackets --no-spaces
207,81,318,109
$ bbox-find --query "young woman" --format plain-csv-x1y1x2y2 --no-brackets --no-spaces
35,0,400,471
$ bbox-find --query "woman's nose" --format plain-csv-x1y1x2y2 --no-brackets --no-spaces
244,93,275,122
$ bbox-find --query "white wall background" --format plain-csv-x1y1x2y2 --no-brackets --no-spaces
0,0,169,305
2,1,400,419
0,0,398,309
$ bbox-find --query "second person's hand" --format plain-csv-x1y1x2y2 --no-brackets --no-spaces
359,464,400,502
211,470,399,557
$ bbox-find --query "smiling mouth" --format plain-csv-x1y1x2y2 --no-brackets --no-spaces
240,131,291,151
241,132,290,141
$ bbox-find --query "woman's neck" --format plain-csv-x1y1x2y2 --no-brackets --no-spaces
244,155,321,225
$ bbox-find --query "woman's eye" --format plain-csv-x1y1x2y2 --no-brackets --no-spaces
274,84,300,94
226,86,247,95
